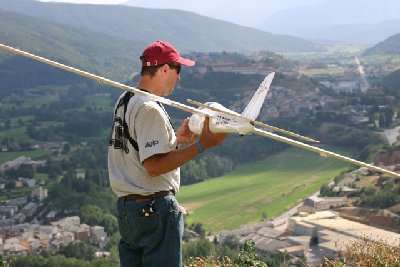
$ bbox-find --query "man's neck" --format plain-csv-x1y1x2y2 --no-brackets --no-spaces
137,78,161,96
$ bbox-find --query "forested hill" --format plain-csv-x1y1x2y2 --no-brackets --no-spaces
0,10,142,81
0,0,318,53
382,69,400,98
363,33,400,55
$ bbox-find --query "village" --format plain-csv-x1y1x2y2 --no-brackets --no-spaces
217,165,400,265
0,156,110,260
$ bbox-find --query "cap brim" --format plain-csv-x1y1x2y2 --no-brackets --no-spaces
176,57,195,67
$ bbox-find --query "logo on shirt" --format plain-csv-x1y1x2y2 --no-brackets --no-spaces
145,140,159,148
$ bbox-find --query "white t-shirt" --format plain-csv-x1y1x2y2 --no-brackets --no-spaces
108,93,179,197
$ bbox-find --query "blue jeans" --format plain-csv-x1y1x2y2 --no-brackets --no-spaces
117,195,184,267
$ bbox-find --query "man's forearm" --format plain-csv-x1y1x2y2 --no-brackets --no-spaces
143,142,202,177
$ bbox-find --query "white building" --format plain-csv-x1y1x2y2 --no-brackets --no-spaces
31,186,48,201
298,196,347,213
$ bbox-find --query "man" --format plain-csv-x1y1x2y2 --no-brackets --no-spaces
108,40,226,267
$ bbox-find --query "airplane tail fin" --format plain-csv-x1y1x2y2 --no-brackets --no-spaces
241,72,275,120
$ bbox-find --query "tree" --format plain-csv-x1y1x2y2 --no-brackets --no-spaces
234,240,267,267
80,205,103,226
102,213,118,235
79,205,118,235
320,184,333,197
183,239,216,262
59,242,96,261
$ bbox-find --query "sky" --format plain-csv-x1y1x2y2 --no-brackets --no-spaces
39,0,127,4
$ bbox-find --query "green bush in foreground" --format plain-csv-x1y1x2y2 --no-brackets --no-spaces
185,237,400,267
320,237,400,267
9,236,399,267
184,240,267,267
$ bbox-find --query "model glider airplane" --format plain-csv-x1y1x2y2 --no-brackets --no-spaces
188,72,317,143
1,43,399,178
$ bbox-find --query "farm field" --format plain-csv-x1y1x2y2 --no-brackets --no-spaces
178,147,349,233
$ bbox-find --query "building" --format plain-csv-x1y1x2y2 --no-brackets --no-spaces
298,196,347,213
19,178,36,188
288,211,400,259
0,206,18,218
31,186,48,201
20,203,38,218
0,156,46,172
1,217,109,256
218,221,298,256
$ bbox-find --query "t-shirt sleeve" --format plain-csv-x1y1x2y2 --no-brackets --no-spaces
133,102,172,162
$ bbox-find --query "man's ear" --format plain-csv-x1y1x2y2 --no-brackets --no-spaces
161,64,169,74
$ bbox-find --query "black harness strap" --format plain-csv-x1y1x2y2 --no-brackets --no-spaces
116,92,139,151
110,91,176,153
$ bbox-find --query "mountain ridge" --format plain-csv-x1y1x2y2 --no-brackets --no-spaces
363,33,400,55
258,0,400,43
0,0,318,53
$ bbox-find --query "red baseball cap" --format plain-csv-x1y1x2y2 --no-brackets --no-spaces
140,41,195,67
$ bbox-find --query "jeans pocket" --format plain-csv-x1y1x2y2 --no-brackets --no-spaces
167,196,181,215
118,212,163,248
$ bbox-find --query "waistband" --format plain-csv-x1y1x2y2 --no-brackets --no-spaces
120,190,175,202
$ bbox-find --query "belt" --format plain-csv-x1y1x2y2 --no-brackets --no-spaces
122,190,174,202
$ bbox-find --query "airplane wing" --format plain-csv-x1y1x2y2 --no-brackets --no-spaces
1,43,399,178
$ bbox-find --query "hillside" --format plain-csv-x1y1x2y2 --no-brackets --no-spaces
382,69,400,98
363,33,400,55
299,20,400,44
179,147,348,232
0,0,318,53
0,10,142,82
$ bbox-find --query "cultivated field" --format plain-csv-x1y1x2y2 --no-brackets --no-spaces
178,147,348,232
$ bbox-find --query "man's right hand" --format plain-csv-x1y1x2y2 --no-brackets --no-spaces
198,117,227,150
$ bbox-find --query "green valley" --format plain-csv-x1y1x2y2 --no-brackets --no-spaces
179,147,348,232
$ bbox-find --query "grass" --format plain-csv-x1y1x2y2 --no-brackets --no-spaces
354,175,379,188
10,116,34,127
0,126,32,141
34,172,49,182
83,95,113,110
299,67,347,76
0,118,62,142
0,186,37,201
178,148,349,233
363,54,400,66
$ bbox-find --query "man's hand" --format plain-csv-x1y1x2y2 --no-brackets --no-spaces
144,117,227,177
176,118,196,144
198,117,227,150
